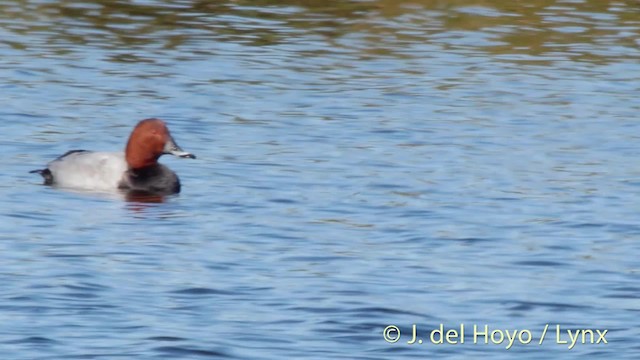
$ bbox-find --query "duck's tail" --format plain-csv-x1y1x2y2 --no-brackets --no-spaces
30,168,54,185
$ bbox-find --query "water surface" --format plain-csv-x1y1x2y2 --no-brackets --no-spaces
1,0,639,359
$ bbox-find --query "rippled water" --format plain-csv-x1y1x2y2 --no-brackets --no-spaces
1,0,639,359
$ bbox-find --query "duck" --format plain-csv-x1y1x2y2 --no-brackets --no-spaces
31,118,195,195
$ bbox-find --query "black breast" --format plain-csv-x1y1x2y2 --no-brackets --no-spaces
120,164,181,195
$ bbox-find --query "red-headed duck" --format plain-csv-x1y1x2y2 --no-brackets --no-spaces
31,118,195,195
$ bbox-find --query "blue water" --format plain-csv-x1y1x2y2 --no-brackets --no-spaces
1,1,639,359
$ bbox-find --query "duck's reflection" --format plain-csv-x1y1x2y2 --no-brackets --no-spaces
125,190,167,204
124,190,182,217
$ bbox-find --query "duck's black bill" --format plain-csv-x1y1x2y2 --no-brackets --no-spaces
164,136,196,159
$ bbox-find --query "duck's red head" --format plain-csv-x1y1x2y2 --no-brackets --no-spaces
125,118,195,169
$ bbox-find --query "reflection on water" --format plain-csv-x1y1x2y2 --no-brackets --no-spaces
1,0,639,359
125,191,168,204
1,0,638,62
